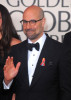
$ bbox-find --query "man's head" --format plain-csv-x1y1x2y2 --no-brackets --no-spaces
22,5,45,42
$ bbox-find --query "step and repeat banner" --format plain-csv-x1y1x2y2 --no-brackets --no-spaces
0,0,71,42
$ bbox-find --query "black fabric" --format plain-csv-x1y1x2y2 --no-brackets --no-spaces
0,49,14,100
27,42,39,51
7,34,66,100
63,31,71,45
2,34,71,100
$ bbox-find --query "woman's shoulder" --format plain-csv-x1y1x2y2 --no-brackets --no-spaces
10,37,21,46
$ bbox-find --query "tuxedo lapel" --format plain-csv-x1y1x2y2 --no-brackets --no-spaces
19,40,29,88
19,36,55,89
30,35,52,88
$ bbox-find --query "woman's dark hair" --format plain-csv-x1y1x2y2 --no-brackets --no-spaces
0,4,20,57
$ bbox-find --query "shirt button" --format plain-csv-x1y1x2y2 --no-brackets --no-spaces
33,54,35,56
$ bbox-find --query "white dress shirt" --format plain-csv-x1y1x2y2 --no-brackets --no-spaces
3,33,46,88
28,33,46,85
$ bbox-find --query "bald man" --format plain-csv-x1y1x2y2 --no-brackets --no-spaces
3,6,70,100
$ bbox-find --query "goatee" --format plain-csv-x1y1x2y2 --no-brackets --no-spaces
0,28,2,32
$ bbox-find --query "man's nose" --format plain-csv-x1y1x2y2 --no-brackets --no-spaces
26,22,30,29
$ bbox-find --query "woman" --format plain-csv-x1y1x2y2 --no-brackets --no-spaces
0,4,21,100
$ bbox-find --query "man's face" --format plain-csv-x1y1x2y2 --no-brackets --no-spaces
0,12,2,32
23,10,45,42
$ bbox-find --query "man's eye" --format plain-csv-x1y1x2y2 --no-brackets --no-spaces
23,21,27,23
30,20,36,23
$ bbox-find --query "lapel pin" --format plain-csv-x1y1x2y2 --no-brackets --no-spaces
40,58,45,66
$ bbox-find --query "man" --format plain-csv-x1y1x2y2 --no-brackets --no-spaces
3,5,71,100
61,31,71,100
63,31,71,45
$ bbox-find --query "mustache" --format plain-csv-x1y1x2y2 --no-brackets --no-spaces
25,29,35,32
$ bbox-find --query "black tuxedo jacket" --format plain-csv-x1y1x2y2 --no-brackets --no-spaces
63,31,71,45
62,31,71,99
9,34,67,100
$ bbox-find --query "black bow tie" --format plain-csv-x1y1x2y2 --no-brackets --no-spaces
27,42,39,51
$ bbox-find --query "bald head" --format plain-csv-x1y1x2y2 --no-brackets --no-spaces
23,5,44,20
22,6,45,42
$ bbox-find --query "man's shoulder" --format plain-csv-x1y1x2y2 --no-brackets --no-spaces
64,31,71,37
45,34,62,53
46,34,62,46
63,31,71,44
45,34,63,58
11,40,27,48
49,37,62,50
10,40,27,54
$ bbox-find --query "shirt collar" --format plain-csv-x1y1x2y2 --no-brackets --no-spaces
28,33,46,50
